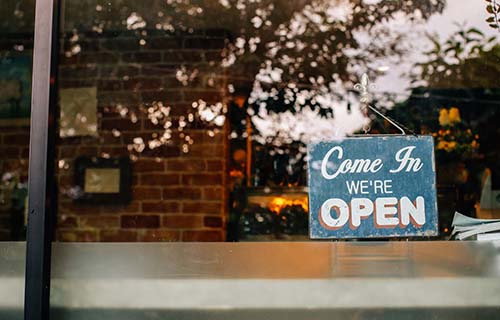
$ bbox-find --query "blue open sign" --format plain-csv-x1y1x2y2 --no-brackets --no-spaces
308,136,438,239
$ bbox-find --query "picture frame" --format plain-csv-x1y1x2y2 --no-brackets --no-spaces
74,156,132,204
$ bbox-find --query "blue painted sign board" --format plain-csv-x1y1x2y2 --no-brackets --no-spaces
308,135,438,239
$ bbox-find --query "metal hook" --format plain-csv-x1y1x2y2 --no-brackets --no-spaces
354,73,406,135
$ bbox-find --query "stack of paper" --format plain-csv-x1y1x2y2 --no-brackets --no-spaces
451,212,500,241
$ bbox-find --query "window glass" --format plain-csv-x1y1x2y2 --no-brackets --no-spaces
54,0,499,242
0,0,34,241
0,0,35,317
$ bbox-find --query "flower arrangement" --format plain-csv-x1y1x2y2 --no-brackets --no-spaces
433,107,480,162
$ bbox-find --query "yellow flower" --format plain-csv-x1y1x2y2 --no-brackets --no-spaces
448,107,461,124
438,108,450,126
437,141,447,150
447,141,457,151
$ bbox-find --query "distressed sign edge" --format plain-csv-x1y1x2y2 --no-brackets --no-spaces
307,135,439,239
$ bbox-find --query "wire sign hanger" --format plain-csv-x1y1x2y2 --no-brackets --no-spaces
354,73,416,136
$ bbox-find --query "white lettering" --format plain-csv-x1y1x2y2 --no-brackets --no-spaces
375,197,399,227
321,146,383,180
320,198,349,229
400,196,425,227
390,146,423,173
350,198,374,228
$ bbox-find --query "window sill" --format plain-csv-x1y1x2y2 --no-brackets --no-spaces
1,241,500,319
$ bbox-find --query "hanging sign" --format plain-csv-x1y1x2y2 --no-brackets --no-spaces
308,135,438,239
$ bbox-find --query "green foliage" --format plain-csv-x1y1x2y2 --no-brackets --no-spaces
485,0,500,30
412,26,499,88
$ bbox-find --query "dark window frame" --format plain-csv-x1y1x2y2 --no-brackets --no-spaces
24,0,59,319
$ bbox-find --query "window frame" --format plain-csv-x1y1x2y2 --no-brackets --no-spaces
21,0,500,319
24,0,59,319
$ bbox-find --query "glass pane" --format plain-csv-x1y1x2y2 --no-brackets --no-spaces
0,1,34,243
0,0,35,318
55,0,499,242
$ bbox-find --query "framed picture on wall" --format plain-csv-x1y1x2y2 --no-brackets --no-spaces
0,54,32,126
74,157,132,204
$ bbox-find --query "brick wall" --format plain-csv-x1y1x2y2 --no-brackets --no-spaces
1,29,231,241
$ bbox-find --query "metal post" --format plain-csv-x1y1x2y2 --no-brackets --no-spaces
25,0,58,319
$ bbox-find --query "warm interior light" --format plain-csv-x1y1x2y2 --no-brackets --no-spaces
268,196,308,213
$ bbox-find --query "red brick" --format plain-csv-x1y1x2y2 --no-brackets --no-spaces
99,146,129,157
98,80,123,91
183,202,223,214
105,202,140,214
59,146,76,158
3,133,30,145
142,201,179,213
59,65,99,78
139,229,180,242
60,204,101,215
59,136,82,145
202,187,224,200
58,174,73,186
21,147,29,158
163,77,186,89
122,52,161,63
141,173,179,186
182,173,222,186
121,215,160,228
58,215,78,228
133,159,164,172
184,37,226,49
101,118,141,131
58,230,98,242
183,90,223,103
59,53,78,65
163,187,202,200
141,145,181,158
132,187,162,200
101,38,142,51
162,215,203,228
162,50,205,63
166,159,206,172
141,90,183,103
79,52,120,64
100,65,140,78
182,230,223,242
77,146,99,157
121,132,153,143
141,64,177,76
204,216,223,228
80,216,120,228
206,160,223,171
96,132,122,145
98,92,141,106
100,229,138,242
124,78,163,91
167,104,192,117
188,145,225,158
145,37,182,50
0,147,19,158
